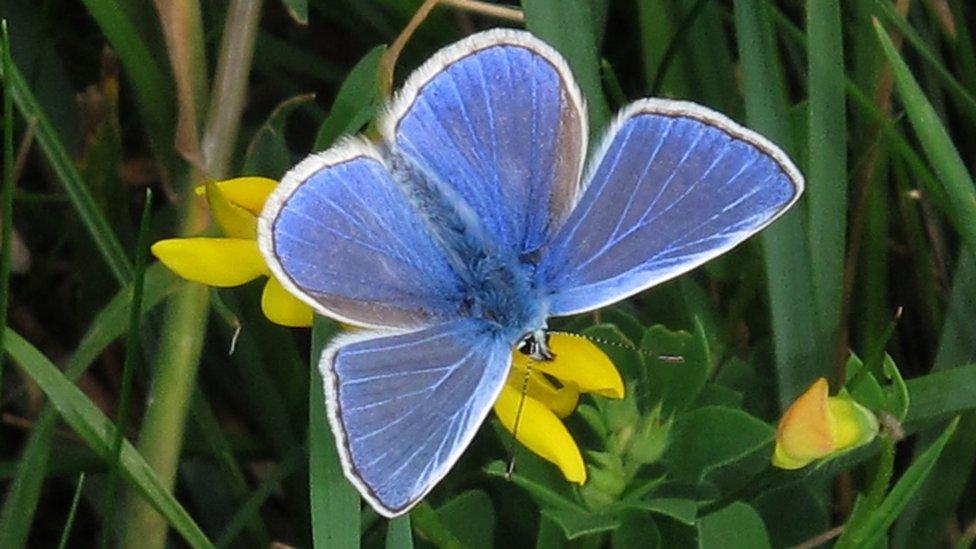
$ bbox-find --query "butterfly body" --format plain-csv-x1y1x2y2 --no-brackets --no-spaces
259,29,804,517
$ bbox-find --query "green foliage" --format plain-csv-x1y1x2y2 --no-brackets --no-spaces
4,1,976,547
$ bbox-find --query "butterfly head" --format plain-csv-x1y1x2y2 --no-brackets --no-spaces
516,328,554,362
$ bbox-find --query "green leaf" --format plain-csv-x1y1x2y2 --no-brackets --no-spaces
696,502,771,549
3,329,213,549
620,498,698,526
663,406,774,483
581,323,642,393
640,324,708,414
310,318,360,548
734,0,824,408
0,39,132,284
882,355,909,422
540,508,621,540
243,93,315,178
904,363,976,426
805,0,847,365
484,461,584,513
612,511,661,549
522,0,611,135
837,418,960,548
753,483,829,548
314,45,385,150
56,473,85,549
874,19,976,254
435,491,494,549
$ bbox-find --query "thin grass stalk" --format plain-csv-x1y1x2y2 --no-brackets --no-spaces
806,0,847,371
733,0,823,407
121,1,264,546
56,474,86,549
101,190,153,547
1,21,13,395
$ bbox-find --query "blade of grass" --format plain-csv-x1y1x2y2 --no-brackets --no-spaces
0,38,132,284
3,328,214,549
101,190,153,547
874,18,976,251
806,0,847,370
0,263,181,548
56,473,86,549
873,0,976,124
386,516,414,549
310,318,361,548
836,417,960,548
1,20,13,396
522,0,610,136
215,443,304,548
734,0,824,406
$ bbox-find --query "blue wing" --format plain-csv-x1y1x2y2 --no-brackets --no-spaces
322,320,511,516
381,29,587,256
540,100,804,316
258,138,465,329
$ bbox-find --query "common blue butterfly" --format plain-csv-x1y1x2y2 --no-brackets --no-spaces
258,29,803,517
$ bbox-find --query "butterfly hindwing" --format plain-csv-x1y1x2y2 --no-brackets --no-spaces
259,138,465,329
382,29,587,255
323,320,511,516
540,99,804,316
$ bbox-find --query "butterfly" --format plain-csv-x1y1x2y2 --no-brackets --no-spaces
258,29,803,517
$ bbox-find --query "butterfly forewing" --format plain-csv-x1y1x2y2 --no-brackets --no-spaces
259,139,465,329
382,29,587,256
540,100,803,316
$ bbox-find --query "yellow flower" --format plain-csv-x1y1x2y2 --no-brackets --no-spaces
493,333,624,483
772,377,878,470
151,177,314,327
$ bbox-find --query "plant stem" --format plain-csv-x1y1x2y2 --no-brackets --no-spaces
120,1,264,547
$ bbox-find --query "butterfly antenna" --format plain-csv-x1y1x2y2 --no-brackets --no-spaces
505,359,533,481
554,331,685,364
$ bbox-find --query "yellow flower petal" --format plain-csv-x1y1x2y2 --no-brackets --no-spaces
206,180,258,239
151,238,267,287
195,177,277,215
829,397,879,451
506,363,580,418
514,333,624,398
772,378,834,469
261,276,314,327
494,383,586,483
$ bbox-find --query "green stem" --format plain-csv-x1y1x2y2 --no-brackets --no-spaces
120,3,263,546
0,20,13,396
866,434,896,508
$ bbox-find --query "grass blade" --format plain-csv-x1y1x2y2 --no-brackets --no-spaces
0,37,132,284
101,190,153,547
56,474,86,549
310,318,361,548
806,0,847,366
3,328,214,549
836,417,960,548
0,20,12,396
522,0,610,135
873,0,976,124
0,263,181,548
386,516,413,549
734,0,823,406
874,19,976,252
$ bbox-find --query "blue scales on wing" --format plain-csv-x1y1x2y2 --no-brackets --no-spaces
262,140,465,329
540,100,803,316
323,319,511,516
384,30,586,256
